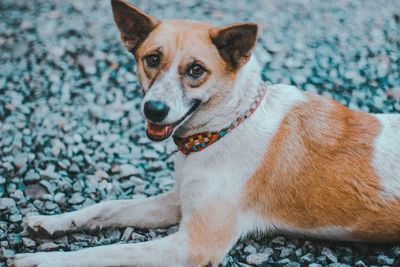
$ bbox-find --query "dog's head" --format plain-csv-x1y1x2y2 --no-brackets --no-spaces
111,0,258,141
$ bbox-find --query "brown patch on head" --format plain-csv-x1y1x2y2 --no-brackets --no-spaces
112,1,257,92
186,201,237,266
111,0,159,52
134,20,239,91
242,93,400,241
210,23,258,69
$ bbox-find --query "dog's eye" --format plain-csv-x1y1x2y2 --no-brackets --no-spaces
188,64,205,78
145,54,161,68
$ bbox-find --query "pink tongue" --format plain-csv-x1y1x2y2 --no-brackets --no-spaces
147,123,174,137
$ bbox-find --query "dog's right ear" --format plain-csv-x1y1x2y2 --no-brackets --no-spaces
111,0,159,52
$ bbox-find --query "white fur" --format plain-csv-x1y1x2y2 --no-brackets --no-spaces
141,49,193,124
373,114,400,198
237,211,354,241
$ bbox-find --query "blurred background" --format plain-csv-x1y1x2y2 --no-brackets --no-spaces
0,0,399,266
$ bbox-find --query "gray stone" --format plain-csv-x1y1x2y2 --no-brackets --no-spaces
322,247,338,263
0,247,15,260
38,242,61,251
25,170,40,182
121,227,134,241
246,252,270,265
25,184,47,199
71,233,94,243
22,237,36,248
9,214,22,223
300,253,315,264
119,164,142,178
8,233,22,249
244,245,257,254
271,236,285,246
68,193,85,205
0,198,16,211
376,255,395,265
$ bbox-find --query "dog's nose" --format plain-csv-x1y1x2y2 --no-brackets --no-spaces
144,100,170,122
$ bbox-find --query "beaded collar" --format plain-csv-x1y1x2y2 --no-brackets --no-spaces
172,84,267,155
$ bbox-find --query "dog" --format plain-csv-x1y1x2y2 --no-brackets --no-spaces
9,0,400,266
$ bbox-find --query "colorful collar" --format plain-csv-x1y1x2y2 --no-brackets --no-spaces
172,84,267,155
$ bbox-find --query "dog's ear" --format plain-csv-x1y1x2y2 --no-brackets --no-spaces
210,23,258,69
111,0,159,52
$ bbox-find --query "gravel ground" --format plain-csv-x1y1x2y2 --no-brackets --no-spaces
0,0,399,266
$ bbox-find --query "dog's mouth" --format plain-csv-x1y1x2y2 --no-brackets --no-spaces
146,100,201,142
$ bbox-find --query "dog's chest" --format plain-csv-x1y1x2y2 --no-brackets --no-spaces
174,85,308,208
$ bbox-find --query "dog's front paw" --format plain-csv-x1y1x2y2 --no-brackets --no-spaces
7,252,64,267
25,215,68,237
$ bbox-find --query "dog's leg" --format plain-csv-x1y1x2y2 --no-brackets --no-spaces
26,190,180,236
10,198,240,267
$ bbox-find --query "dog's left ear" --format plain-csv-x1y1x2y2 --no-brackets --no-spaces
111,0,159,52
210,23,258,69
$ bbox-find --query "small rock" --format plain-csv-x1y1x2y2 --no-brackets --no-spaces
69,163,80,173
24,170,40,182
94,169,109,179
14,153,28,169
9,214,22,223
131,232,146,242
0,198,16,211
244,245,257,254
121,227,134,241
276,258,291,265
354,260,367,267
0,247,15,260
119,164,141,178
271,236,285,246
25,184,47,199
322,247,338,263
67,193,85,205
22,237,36,248
40,164,60,180
246,252,270,265
71,233,94,243
38,242,61,251
300,253,315,264
376,255,395,265
8,233,22,249
280,247,293,258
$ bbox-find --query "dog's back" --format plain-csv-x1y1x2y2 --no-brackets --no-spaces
242,86,400,241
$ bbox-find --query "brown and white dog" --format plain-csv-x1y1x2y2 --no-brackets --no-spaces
9,0,400,266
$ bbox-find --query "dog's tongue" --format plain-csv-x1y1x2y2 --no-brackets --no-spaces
147,122,174,138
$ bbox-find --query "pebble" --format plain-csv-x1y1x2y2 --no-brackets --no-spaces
0,247,15,260
121,227,134,241
67,193,85,205
376,255,395,265
244,245,257,254
0,198,16,211
300,253,315,264
9,214,22,223
22,237,36,248
38,242,62,251
322,247,338,263
119,164,142,178
8,233,23,249
246,252,270,265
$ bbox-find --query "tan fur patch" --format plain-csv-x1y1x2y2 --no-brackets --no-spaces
243,93,400,241
134,20,238,91
186,201,236,266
